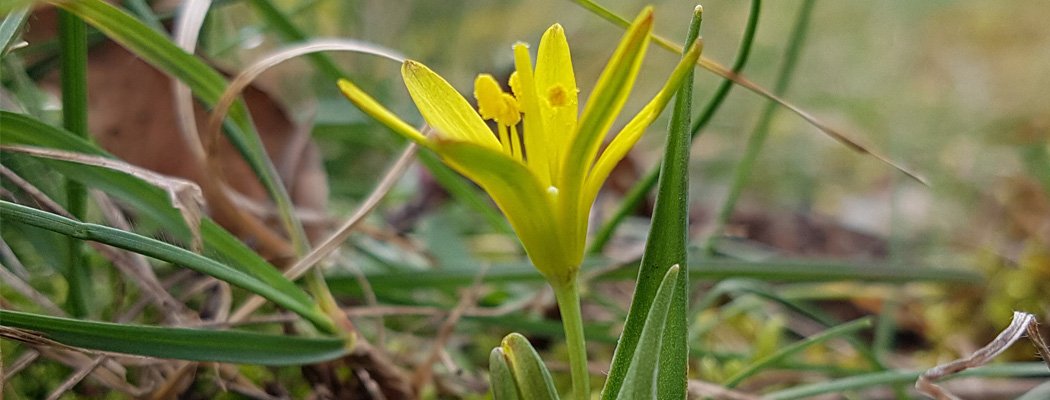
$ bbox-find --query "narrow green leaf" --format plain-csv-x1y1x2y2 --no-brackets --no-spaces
500,333,559,400
0,201,335,333
723,317,873,387
0,310,346,366
613,265,680,400
489,347,522,400
57,7,91,318
602,8,701,400
325,257,981,294
694,279,886,370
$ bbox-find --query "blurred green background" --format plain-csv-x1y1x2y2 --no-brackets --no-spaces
209,0,1049,262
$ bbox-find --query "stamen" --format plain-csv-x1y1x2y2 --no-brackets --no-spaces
498,124,512,155
497,93,521,125
510,125,523,160
474,74,504,121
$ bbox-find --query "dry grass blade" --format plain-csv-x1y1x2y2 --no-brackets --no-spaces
0,260,66,315
570,0,926,184
0,239,31,279
1,144,206,250
410,263,491,393
2,351,40,384
45,356,106,400
180,38,406,263
1028,319,1050,370
171,0,213,162
228,142,418,323
916,311,1047,400
203,38,405,163
674,41,926,185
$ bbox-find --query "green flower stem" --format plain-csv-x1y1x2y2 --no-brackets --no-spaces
552,278,589,400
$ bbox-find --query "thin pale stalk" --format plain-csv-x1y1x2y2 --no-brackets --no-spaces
552,279,589,400
569,0,925,184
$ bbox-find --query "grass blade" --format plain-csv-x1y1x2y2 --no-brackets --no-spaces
723,317,873,387
0,309,346,366
1,111,285,288
56,7,91,318
0,201,335,333
569,0,925,183
325,258,981,293
601,8,701,399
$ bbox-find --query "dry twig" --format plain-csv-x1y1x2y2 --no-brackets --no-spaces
917,311,1049,399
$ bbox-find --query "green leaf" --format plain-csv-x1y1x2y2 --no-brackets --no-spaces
0,111,311,313
613,265,680,400
0,201,334,333
0,310,346,366
489,347,522,400
601,8,701,400
499,333,559,400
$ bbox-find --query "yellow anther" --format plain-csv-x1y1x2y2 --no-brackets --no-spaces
497,93,521,125
474,74,504,121
547,85,569,107
476,74,521,126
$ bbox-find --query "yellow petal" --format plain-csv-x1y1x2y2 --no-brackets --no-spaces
402,61,501,151
434,139,575,283
534,23,578,182
556,7,654,252
583,41,703,209
511,43,552,188
337,79,430,147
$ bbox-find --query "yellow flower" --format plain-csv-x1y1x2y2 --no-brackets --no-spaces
338,7,701,286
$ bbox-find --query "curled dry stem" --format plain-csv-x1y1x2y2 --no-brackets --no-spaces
916,311,1049,400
